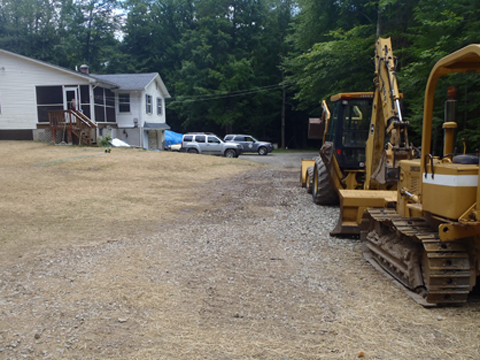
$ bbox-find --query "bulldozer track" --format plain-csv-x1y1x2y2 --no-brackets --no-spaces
364,208,472,306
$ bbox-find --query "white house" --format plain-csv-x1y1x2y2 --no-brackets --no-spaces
0,48,171,149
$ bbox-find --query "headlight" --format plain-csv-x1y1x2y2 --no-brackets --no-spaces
359,162,365,168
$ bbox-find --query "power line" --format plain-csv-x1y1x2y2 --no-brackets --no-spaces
167,82,296,104
66,81,297,105
172,83,282,100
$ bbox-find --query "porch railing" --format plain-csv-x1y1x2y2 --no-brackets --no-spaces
48,110,98,146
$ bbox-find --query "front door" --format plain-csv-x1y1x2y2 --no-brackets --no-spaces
207,136,223,155
64,86,80,112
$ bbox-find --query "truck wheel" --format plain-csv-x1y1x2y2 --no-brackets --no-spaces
306,166,314,193
225,149,236,158
312,157,338,205
187,148,199,154
258,146,268,155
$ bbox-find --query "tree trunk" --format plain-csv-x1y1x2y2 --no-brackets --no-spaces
376,5,382,37
281,71,286,149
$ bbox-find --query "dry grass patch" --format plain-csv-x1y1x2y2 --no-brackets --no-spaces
0,141,258,266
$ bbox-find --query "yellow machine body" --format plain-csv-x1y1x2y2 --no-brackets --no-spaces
423,161,478,220
300,159,316,187
300,94,372,193
396,159,422,218
418,44,480,223
326,38,408,235
332,190,396,235
361,44,480,305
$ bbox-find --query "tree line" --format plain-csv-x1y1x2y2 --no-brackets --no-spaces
1,0,480,150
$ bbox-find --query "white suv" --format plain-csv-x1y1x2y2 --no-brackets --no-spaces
181,133,243,158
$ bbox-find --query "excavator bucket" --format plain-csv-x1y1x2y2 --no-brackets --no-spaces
300,159,316,187
330,189,397,236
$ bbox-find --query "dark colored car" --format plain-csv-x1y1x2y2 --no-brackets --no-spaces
224,134,274,155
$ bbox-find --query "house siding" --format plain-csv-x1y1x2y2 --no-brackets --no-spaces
0,51,91,130
144,80,167,126
115,79,167,129
116,91,143,128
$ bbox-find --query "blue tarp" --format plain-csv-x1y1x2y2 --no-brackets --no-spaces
165,130,183,146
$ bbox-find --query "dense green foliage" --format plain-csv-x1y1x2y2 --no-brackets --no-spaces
284,0,480,152
1,0,480,149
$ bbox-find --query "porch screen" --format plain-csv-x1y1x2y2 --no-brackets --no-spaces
94,87,116,123
36,86,63,123
80,85,91,118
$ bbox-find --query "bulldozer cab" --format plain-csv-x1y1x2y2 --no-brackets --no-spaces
326,93,374,170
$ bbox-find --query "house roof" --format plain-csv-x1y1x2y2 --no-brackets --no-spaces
0,48,94,83
0,48,171,97
91,73,171,98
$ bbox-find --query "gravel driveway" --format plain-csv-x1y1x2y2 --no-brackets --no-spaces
1,152,480,359
239,151,318,168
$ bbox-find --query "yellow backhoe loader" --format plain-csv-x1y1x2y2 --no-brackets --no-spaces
329,37,415,235
361,44,480,306
302,38,412,235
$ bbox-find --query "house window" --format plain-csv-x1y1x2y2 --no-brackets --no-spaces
146,95,152,114
157,97,163,115
119,94,130,113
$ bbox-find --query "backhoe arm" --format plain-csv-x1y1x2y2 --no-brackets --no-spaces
375,37,403,141
365,37,411,189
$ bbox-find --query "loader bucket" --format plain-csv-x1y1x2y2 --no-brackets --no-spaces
300,159,316,187
331,189,397,236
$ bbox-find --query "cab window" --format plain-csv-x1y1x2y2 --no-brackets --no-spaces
325,103,339,142
341,100,371,147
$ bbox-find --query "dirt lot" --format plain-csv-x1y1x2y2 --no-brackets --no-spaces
1,141,480,360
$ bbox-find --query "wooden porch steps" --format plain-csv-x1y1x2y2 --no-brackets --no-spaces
48,110,98,146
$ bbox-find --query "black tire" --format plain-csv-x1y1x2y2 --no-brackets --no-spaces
306,166,314,193
224,149,236,158
312,156,339,205
187,148,199,154
258,146,268,155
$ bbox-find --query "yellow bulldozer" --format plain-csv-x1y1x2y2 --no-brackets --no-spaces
360,44,480,306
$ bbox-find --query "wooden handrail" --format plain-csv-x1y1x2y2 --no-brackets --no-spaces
48,110,98,145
